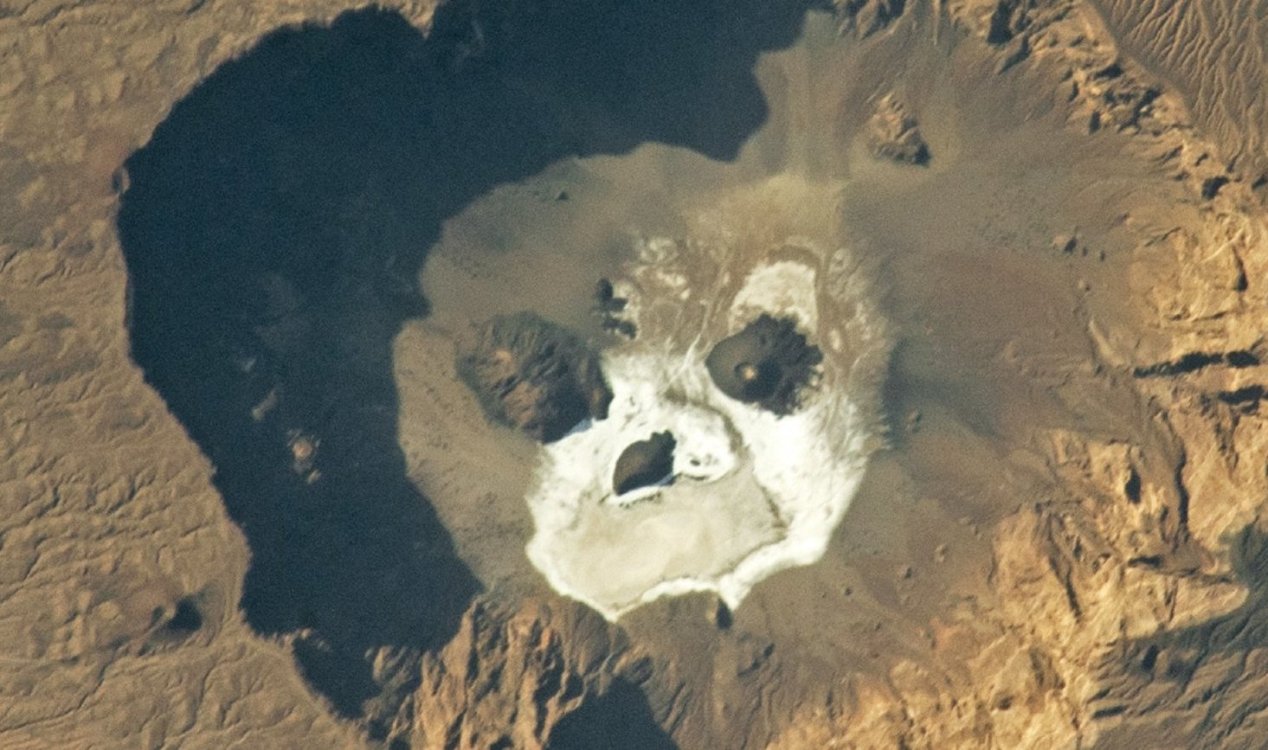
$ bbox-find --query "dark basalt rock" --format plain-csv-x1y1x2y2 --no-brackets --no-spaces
458,312,613,443
613,431,677,495
594,277,636,339
594,278,623,312
706,314,822,415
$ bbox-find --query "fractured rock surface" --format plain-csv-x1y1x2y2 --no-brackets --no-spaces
867,93,931,165
457,312,613,443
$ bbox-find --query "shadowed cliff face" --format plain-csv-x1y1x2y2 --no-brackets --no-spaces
549,678,679,750
116,1,812,740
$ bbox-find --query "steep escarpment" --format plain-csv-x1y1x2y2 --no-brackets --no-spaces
1084,0,1268,195
0,0,810,746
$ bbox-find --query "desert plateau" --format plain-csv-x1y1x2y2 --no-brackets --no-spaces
4,0,1268,748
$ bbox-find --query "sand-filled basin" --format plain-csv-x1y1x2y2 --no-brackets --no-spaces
524,261,876,616
414,144,890,618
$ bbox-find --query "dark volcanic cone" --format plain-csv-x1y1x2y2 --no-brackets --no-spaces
706,314,822,415
613,431,677,495
458,312,613,442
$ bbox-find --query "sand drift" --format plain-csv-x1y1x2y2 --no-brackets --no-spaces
524,176,889,620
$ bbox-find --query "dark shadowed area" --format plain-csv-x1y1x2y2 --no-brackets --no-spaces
548,677,679,750
117,0,814,742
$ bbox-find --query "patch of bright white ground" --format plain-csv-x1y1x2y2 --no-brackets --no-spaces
729,259,819,331
525,259,872,620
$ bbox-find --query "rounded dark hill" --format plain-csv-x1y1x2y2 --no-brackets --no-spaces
706,314,823,414
115,1,816,742
458,312,612,443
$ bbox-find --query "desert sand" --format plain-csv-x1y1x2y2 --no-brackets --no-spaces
3,0,1268,748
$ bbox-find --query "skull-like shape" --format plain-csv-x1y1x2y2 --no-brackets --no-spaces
525,176,889,619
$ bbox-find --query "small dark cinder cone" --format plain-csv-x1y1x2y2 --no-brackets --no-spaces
613,431,677,495
706,314,822,415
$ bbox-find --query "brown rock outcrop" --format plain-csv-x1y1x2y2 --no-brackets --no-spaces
836,0,909,37
1086,0,1268,189
457,313,613,443
867,94,931,166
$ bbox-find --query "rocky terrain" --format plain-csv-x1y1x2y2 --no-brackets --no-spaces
1086,0,1268,189
457,313,612,443
2,0,1268,748
866,94,931,166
